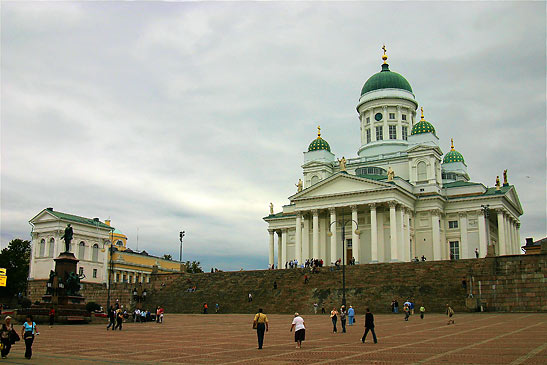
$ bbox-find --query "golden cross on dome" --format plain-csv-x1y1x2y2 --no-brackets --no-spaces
317,125,321,138
451,138,455,150
382,44,388,64
420,107,425,121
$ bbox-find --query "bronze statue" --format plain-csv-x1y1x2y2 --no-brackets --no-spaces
60,224,73,252
65,272,81,296
296,179,303,192
503,169,508,186
495,176,501,191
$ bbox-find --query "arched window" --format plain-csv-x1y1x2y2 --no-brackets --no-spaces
311,175,319,185
92,244,99,262
417,162,427,181
116,240,123,247
39,239,46,257
79,241,86,260
48,238,55,257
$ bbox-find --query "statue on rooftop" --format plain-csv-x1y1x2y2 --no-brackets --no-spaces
338,157,347,172
269,203,274,215
503,169,508,186
296,179,303,192
495,176,501,191
60,224,73,253
387,167,395,181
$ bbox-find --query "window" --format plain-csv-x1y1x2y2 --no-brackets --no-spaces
129,275,133,283
402,114,407,121
389,125,397,139
48,238,55,257
366,129,371,143
375,126,383,141
366,117,370,124
417,162,427,181
93,269,97,278
311,175,319,185
355,166,387,176
92,244,99,262
116,273,120,282
123,274,127,283
389,113,395,120
448,220,459,229
79,242,85,260
449,241,460,260
402,126,408,140
346,239,352,248
39,239,45,257
79,267,84,276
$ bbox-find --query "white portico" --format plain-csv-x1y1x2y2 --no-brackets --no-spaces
264,48,524,267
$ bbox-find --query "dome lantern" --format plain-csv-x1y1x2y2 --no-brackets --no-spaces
360,46,413,96
308,125,331,152
443,138,465,164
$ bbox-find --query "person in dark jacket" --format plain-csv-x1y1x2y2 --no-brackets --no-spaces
106,306,115,330
361,308,377,343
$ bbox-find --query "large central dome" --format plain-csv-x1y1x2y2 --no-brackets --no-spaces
361,63,413,96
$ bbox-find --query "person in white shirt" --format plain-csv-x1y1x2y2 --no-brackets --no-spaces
134,309,140,323
290,313,306,349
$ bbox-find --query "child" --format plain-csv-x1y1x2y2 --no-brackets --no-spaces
420,305,425,319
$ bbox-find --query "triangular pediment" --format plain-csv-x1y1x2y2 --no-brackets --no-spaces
29,209,57,224
505,187,523,214
291,173,392,200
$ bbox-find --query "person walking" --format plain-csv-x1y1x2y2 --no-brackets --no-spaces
348,306,355,326
248,293,253,302
107,306,116,330
420,305,425,319
215,303,219,313
313,303,318,314
114,308,123,330
1,316,17,359
339,305,347,333
446,304,455,325
394,300,399,314
253,308,269,349
21,315,37,360
48,308,55,327
404,304,410,321
330,307,338,333
475,248,479,258
290,313,306,349
203,303,208,314
361,308,377,344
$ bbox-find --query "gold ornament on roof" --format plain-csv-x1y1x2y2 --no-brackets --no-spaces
382,44,388,64
420,107,425,121
451,138,455,151
317,125,321,139
503,169,508,186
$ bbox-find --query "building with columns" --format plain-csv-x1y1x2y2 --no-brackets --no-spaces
28,208,181,287
264,50,523,267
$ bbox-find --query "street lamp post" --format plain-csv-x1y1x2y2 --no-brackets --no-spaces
328,214,359,307
179,231,185,271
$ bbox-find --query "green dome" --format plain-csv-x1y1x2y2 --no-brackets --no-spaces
361,63,413,96
411,120,436,136
443,140,465,163
308,137,331,152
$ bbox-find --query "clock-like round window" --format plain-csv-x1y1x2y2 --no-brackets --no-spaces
374,113,383,121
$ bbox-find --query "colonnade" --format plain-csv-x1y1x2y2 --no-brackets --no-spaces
496,209,521,255
268,201,414,267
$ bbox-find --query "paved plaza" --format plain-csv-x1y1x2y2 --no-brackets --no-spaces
2,313,546,364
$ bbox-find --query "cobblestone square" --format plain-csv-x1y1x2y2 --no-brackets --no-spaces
2,313,546,364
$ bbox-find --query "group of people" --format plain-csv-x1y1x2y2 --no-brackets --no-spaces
1,315,38,360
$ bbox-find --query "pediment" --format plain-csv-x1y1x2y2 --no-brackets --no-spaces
407,145,442,155
291,173,392,200
505,187,523,214
29,209,57,224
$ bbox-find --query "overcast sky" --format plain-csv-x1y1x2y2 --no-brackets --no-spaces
1,2,545,270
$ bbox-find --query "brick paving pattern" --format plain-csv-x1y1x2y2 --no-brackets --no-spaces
2,313,546,364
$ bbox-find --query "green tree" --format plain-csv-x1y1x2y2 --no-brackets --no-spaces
163,254,172,260
0,238,31,297
184,260,203,273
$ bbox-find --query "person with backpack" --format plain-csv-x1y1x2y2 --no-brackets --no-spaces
1,316,18,359
253,308,269,349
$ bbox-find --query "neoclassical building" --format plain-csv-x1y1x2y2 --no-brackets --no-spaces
29,208,181,286
264,50,523,267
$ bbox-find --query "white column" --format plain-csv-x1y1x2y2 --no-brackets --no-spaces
377,209,385,261
320,215,327,262
295,213,302,265
396,106,402,140
277,231,282,269
329,208,337,265
510,220,516,254
431,210,441,261
312,210,319,259
497,210,506,256
382,106,388,140
398,207,405,261
370,204,378,263
459,212,468,259
478,210,487,258
389,202,398,261
351,205,359,264
506,216,513,255
302,214,310,260
404,208,411,261
516,223,521,254
268,230,274,267
281,229,288,267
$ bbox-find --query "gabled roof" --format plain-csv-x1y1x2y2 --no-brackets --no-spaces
30,208,113,230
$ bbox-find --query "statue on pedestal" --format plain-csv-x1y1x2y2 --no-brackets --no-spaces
60,224,73,253
338,157,347,172
387,167,395,181
495,176,501,191
269,203,274,215
296,179,303,192
503,169,508,186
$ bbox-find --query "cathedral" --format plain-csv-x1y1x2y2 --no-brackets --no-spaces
264,49,523,268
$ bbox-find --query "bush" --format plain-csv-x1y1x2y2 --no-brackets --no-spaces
19,297,31,308
86,302,101,313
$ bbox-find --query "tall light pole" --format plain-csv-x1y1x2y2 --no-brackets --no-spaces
481,204,490,253
328,213,359,307
179,231,185,272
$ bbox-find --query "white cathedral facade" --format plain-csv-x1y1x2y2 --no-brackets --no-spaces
264,51,523,268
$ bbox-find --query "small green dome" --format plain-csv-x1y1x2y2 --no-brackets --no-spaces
411,107,436,136
308,126,331,152
308,137,331,152
361,63,413,96
443,139,465,163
